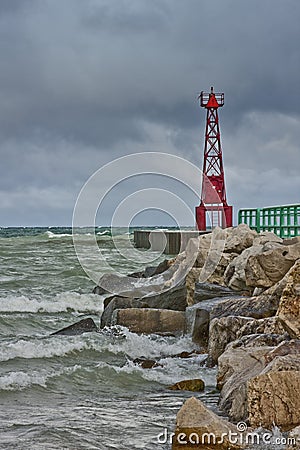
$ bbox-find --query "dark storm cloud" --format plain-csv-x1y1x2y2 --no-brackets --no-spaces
0,0,299,225
1,0,299,142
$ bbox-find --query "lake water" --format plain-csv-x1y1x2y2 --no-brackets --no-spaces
0,227,218,449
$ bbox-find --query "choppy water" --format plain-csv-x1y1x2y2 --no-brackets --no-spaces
0,227,217,449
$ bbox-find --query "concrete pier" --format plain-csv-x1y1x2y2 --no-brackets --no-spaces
133,229,210,255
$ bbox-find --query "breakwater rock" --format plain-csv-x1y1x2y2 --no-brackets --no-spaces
93,224,300,437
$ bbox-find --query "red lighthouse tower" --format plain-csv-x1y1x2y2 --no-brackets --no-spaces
195,87,232,230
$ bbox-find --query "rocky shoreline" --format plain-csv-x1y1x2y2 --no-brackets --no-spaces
85,224,300,448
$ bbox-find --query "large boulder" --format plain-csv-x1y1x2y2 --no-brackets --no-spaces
252,231,283,246
224,240,300,292
128,258,175,278
207,316,253,366
224,244,264,291
194,227,240,286
217,343,273,421
236,316,287,340
186,296,242,347
224,223,257,254
100,283,187,328
111,308,186,334
172,397,244,450
185,302,210,347
231,333,287,349
210,293,278,320
262,352,300,372
101,296,133,328
205,250,238,286
277,259,300,338
248,370,300,431
217,339,300,423
173,257,299,340
245,243,300,289
93,258,183,299
194,282,240,303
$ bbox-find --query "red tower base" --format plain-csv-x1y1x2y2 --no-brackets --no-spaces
196,204,232,230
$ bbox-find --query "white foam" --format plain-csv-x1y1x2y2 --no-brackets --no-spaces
95,356,215,387
0,371,48,390
0,292,104,314
104,328,197,360
46,231,72,238
0,365,81,391
0,338,89,362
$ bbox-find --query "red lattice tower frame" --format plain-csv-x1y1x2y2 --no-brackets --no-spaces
195,87,232,230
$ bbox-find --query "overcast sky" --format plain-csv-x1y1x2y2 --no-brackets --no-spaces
0,0,299,226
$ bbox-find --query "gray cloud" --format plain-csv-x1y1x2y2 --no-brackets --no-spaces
0,0,299,225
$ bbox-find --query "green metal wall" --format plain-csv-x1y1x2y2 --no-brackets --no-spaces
238,204,300,238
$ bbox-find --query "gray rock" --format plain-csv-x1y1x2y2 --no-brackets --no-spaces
210,293,278,320
128,258,174,278
185,296,239,347
111,308,186,335
277,259,300,339
194,282,241,303
248,365,300,431
264,339,300,364
173,397,244,450
224,244,265,291
262,352,300,374
252,231,283,246
284,236,300,246
217,338,295,422
224,223,257,254
93,285,108,295
186,306,210,347
51,318,98,336
245,242,300,289
236,316,287,339
207,316,253,366
101,296,134,328
217,343,274,421
229,333,289,350
133,357,163,368
100,283,187,328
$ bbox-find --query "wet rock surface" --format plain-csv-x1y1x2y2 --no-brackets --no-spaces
194,282,240,303
168,378,205,392
111,308,186,335
133,358,163,369
51,318,98,336
101,283,187,328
